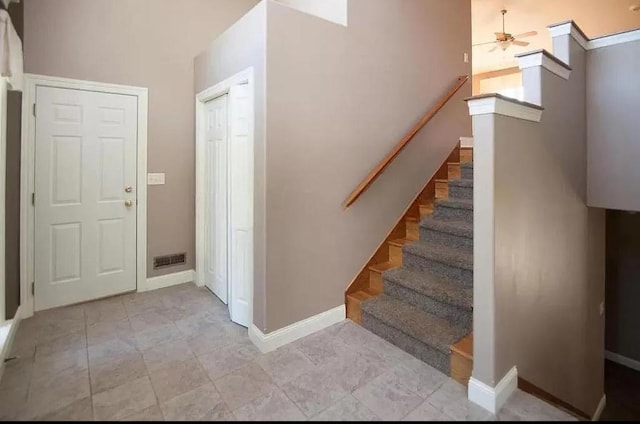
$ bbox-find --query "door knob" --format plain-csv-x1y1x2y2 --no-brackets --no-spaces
124,200,134,207
125,186,133,193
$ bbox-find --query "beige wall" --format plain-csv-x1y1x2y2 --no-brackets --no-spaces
587,39,640,211
274,0,347,26
194,1,267,329
473,33,606,416
24,0,259,277
264,0,471,332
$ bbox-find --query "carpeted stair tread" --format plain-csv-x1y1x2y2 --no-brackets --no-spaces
420,218,473,239
361,294,469,354
384,267,472,310
447,179,473,188
460,162,473,179
435,198,473,211
404,240,473,271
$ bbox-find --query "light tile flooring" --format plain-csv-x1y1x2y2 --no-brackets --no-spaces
0,283,577,421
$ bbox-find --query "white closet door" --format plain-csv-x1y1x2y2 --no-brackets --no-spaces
204,94,229,303
34,86,138,310
228,84,253,327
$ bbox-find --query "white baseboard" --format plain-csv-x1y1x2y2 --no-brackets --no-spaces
0,305,24,382
143,269,196,292
468,366,518,414
460,136,474,148
249,305,346,353
592,394,606,421
605,350,640,372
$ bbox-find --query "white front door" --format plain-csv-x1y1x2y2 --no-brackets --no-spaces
204,94,229,303
228,84,253,327
34,86,138,311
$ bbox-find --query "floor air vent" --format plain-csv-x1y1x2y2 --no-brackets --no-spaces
153,252,187,269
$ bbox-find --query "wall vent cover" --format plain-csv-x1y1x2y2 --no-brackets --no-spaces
153,252,187,269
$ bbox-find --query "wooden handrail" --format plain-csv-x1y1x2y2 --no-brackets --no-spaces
344,75,469,208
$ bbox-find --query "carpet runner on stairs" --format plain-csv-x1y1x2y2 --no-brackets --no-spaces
361,161,473,375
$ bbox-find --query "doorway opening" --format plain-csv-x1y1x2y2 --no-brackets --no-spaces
195,68,254,328
601,209,640,420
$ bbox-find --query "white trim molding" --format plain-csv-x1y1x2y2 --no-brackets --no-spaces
0,306,23,382
468,366,519,414
548,21,589,50
517,50,572,80
467,95,543,122
144,269,196,292
592,394,606,421
249,305,346,353
589,29,640,50
20,74,149,317
549,20,640,50
605,350,640,372
460,136,474,148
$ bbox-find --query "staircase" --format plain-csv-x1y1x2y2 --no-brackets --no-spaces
347,147,474,376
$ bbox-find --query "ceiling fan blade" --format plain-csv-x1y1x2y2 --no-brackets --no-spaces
488,45,499,53
514,31,538,39
473,40,498,47
512,40,530,47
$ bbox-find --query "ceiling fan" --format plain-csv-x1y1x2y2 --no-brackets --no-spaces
473,9,538,52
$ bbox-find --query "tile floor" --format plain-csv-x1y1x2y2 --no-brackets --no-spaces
0,283,577,421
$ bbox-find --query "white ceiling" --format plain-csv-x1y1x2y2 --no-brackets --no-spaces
472,0,640,73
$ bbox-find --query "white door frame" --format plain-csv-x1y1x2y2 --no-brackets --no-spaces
20,74,148,317
195,67,254,323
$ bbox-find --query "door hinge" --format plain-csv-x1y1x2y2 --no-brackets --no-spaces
31,282,34,295
32,103,36,117
31,192,35,206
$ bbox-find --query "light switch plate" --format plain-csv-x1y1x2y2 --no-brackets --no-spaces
147,173,165,185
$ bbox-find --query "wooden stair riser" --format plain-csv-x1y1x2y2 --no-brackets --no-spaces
451,352,473,386
369,268,385,292
460,147,473,164
389,238,412,266
419,204,434,219
406,219,420,240
389,243,403,266
450,333,473,386
448,162,461,180
435,180,448,199
346,294,363,324
346,290,375,324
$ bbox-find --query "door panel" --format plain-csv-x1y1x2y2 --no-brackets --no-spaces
98,137,125,202
228,84,253,327
204,94,228,303
51,136,82,205
51,223,81,283
35,86,138,311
